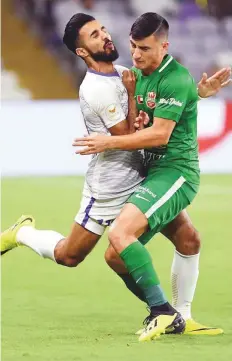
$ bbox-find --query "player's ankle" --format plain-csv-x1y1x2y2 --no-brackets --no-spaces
151,302,176,315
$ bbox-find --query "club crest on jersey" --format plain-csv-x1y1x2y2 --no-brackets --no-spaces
106,103,121,121
146,92,156,109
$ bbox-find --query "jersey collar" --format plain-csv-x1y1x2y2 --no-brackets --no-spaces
157,54,173,73
87,68,120,77
140,54,173,78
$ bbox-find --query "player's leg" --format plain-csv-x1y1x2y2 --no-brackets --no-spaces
108,203,185,340
105,211,200,307
54,223,100,266
105,211,223,336
109,203,171,309
119,169,198,340
105,244,147,302
162,211,223,335
0,215,101,266
106,214,194,339
161,210,200,320
105,211,200,306
0,192,105,265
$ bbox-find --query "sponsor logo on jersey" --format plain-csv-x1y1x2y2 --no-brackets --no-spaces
146,92,156,109
135,186,156,199
137,95,144,104
159,98,183,107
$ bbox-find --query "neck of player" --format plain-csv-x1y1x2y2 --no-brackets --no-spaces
86,58,115,74
142,52,167,76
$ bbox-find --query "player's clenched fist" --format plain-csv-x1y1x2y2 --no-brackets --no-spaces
134,110,150,130
122,70,137,95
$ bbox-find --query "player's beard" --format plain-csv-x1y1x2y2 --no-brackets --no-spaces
88,46,119,62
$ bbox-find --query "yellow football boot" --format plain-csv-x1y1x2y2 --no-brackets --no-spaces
136,318,223,337
139,312,185,342
1,215,35,255
184,319,224,335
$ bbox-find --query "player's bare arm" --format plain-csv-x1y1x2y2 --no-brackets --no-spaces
73,117,176,154
108,100,138,136
122,70,138,133
99,70,138,136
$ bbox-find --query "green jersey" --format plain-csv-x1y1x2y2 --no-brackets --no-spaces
133,54,200,187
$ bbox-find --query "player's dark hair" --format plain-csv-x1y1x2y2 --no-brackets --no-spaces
63,13,95,54
130,12,169,40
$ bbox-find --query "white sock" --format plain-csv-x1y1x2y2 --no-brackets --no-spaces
16,226,64,261
171,250,200,320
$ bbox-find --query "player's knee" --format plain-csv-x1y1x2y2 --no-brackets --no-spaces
56,257,76,267
104,247,128,274
108,226,129,252
104,247,118,269
104,248,113,266
55,248,87,268
190,229,201,253
109,227,137,254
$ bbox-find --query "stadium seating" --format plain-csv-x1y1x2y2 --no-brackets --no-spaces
10,0,232,99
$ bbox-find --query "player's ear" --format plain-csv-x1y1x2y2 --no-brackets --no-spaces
76,47,89,58
162,41,169,51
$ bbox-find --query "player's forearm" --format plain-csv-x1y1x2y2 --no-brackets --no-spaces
109,127,168,150
126,94,138,133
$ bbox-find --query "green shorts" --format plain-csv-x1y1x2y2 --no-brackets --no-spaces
127,167,199,245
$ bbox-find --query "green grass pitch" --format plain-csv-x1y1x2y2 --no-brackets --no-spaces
1,175,232,361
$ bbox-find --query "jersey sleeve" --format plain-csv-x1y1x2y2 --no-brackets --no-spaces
154,71,193,122
87,83,126,129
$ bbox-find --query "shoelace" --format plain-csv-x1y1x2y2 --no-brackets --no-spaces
143,314,154,326
143,307,153,326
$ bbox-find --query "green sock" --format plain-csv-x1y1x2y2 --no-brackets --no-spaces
120,241,167,307
118,274,146,302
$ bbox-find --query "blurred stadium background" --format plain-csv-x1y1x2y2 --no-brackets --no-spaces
1,1,232,361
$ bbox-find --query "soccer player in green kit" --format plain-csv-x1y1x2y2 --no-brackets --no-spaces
74,12,231,341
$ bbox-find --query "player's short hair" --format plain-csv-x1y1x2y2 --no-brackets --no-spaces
63,13,95,54
130,12,169,40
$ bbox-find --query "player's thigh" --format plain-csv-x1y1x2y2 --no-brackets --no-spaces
129,169,197,245
161,209,193,243
64,222,101,258
66,194,106,259
75,189,131,235
109,203,148,252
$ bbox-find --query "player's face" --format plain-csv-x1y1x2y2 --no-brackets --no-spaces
130,34,168,73
79,20,119,62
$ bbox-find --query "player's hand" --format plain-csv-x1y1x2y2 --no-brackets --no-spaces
198,67,232,98
73,134,111,155
134,110,150,130
122,70,137,95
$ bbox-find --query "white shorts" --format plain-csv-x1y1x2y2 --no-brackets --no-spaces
75,190,131,236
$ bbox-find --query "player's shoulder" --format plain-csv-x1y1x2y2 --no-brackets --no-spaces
80,71,117,101
131,66,142,78
167,57,193,80
160,56,194,87
114,64,129,77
